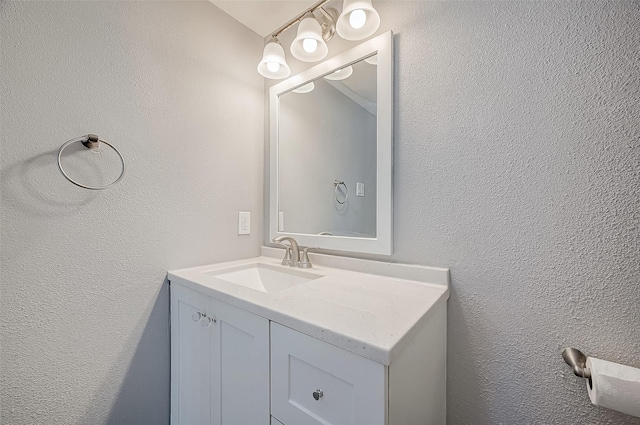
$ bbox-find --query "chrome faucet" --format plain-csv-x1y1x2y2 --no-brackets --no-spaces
272,236,300,267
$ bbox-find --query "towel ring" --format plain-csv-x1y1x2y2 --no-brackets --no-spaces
57,134,125,190
334,180,348,204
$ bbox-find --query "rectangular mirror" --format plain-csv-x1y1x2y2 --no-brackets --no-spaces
269,31,393,255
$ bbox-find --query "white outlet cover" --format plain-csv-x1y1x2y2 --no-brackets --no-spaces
238,212,250,235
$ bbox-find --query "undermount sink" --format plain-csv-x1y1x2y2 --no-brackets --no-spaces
206,263,321,294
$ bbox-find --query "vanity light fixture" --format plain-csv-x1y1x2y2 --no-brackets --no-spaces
323,65,353,81
257,38,291,79
257,0,381,79
364,55,378,65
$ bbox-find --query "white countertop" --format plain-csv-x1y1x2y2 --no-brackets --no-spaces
167,247,449,365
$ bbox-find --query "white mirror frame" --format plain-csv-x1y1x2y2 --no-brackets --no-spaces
269,31,393,255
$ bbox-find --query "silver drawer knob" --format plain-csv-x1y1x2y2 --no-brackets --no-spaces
312,389,323,400
192,312,204,322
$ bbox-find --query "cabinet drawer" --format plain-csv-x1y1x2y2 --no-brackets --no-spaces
271,323,386,425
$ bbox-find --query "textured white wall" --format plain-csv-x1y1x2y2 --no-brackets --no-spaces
279,79,377,236
0,2,263,424
267,1,640,424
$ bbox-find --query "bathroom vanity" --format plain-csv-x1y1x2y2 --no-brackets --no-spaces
167,31,441,424
168,247,449,425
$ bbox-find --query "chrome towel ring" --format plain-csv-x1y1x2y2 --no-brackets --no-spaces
57,134,125,190
334,180,348,204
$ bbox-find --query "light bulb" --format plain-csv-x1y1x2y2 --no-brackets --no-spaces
349,9,366,29
266,61,280,73
302,38,318,53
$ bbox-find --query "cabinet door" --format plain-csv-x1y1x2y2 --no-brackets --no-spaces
211,298,270,425
171,284,214,425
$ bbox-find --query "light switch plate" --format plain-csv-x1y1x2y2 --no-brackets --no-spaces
238,212,250,235
356,182,365,197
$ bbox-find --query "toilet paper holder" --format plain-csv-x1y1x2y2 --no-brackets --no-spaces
562,347,592,382
563,347,640,419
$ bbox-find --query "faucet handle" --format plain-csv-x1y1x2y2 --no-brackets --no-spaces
298,247,318,269
281,246,293,266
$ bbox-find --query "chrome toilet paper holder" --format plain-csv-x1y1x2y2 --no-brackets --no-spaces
563,347,592,385
563,347,640,419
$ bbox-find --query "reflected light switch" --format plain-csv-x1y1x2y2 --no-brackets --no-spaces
356,182,365,197
278,212,284,231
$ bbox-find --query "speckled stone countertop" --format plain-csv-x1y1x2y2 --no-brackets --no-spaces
168,247,449,365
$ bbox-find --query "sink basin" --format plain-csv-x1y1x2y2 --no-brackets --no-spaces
205,263,321,294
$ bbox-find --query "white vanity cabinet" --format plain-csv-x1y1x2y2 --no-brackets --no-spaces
169,252,449,425
170,283,270,425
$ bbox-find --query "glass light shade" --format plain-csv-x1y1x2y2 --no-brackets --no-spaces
336,0,380,41
364,55,377,65
290,17,328,62
257,41,291,79
292,82,315,94
323,65,353,81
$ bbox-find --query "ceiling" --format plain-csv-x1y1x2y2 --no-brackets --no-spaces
210,1,318,37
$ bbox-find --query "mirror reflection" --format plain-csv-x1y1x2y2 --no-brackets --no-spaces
278,55,378,238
